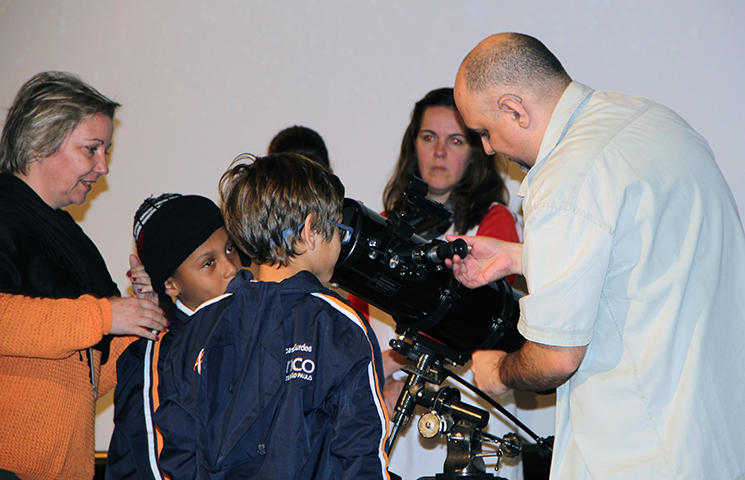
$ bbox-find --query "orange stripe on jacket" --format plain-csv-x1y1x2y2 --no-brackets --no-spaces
312,293,392,478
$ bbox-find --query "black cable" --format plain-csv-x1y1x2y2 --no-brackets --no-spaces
445,369,553,453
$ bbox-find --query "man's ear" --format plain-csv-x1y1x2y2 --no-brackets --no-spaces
164,277,180,298
498,95,530,129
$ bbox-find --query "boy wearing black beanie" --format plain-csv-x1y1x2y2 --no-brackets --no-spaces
106,193,245,480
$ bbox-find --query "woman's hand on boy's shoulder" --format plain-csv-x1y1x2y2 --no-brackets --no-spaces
108,296,167,340
127,254,159,305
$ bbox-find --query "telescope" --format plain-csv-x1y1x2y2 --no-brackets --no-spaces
332,179,524,366
331,177,550,479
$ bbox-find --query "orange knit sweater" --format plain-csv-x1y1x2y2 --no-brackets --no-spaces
0,293,135,480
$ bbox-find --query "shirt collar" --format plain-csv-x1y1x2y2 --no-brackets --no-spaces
518,81,594,197
193,293,233,314
175,299,196,317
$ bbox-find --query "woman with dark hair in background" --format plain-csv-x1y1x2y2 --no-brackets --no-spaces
350,87,523,480
382,87,517,241
0,72,166,480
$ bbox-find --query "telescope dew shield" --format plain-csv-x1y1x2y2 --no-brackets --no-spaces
332,199,524,364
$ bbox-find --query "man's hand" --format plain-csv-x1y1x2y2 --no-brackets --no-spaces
383,378,405,419
471,349,510,395
380,348,409,418
444,235,523,288
472,342,587,395
108,296,167,340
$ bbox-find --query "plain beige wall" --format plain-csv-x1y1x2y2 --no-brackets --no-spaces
1,0,743,451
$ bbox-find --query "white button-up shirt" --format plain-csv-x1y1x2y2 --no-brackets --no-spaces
518,81,745,479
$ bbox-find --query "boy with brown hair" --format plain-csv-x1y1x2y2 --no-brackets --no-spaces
155,153,390,479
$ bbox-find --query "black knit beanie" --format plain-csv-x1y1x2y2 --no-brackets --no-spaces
133,194,224,296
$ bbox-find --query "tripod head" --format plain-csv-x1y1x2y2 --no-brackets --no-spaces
385,336,524,479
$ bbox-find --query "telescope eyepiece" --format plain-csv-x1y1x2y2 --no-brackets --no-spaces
412,238,468,266
437,238,468,260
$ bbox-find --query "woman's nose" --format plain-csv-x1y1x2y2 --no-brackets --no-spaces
94,152,109,175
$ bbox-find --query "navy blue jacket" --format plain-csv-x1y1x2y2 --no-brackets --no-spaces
155,270,390,479
105,303,192,479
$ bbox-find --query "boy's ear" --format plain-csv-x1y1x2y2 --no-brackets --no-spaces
300,213,316,251
164,277,180,298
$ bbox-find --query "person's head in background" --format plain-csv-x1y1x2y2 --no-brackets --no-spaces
220,152,346,284
267,125,332,172
383,87,509,235
133,193,242,312
0,71,120,208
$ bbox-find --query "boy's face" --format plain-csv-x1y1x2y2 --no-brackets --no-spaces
165,227,241,310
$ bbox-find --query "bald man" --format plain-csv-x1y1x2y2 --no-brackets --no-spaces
447,33,745,479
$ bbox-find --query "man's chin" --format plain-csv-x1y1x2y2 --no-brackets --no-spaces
506,156,532,173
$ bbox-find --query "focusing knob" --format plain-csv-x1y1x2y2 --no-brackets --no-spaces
500,432,523,458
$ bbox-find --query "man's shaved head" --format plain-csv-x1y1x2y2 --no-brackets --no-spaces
454,33,572,169
460,32,571,99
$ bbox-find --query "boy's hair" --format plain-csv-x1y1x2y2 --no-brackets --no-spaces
220,153,345,267
133,193,224,295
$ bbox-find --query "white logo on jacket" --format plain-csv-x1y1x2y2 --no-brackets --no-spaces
285,344,315,382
